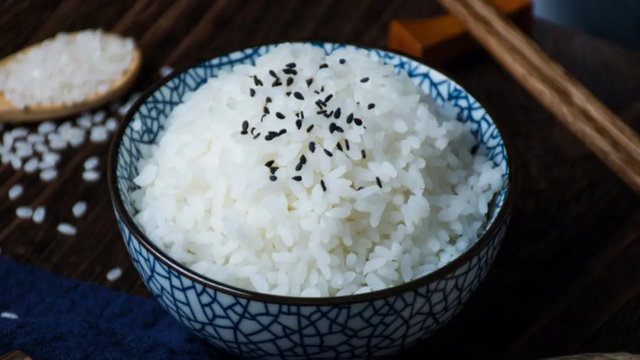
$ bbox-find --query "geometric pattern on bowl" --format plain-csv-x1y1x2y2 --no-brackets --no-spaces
110,42,513,359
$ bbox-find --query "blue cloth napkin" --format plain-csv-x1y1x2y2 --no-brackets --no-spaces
0,258,232,360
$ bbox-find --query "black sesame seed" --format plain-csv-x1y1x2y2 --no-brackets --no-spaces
309,141,316,152
240,130,248,135
300,154,307,164
361,149,366,159
306,125,315,133
334,108,341,119
263,106,270,114
292,176,302,181
276,112,285,120
329,122,337,133
296,119,302,130
286,62,296,68
324,94,333,103
261,114,267,122
324,111,334,119
300,111,305,119
339,58,346,64
279,129,287,135
269,70,278,78
354,118,363,126
265,133,276,141
253,76,263,86
336,142,343,151
368,103,375,110
357,187,364,191
335,125,344,133
376,177,382,188
345,139,350,150
471,144,479,155
265,160,275,167
324,149,333,157
346,113,354,124
319,63,328,69
282,68,297,75
360,77,369,83
321,86,325,92
306,78,313,87
314,90,320,94
253,132,261,139
242,120,249,131
320,180,327,191
250,88,256,97
295,163,303,171
294,92,304,100
270,167,279,175
270,175,277,181
315,100,325,109
251,127,255,135
286,77,294,86
286,91,292,97
266,97,272,103
317,110,327,115
272,79,282,87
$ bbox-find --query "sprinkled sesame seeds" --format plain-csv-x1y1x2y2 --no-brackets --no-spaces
361,149,366,159
306,78,313,87
295,163,303,171
339,58,346,64
263,106,270,114
368,103,375,110
306,125,314,133
309,141,316,152
250,88,255,97
321,180,327,191
376,177,382,188
270,175,277,181
266,97,272,103
324,111,334,118
294,92,304,100
354,118,363,126
336,142,343,151
334,125,344,133
292,176,302,181
286,91,292,96
346,113,354,124
324,148,333,157
265,131,278,141
296,119,302,130
319,63,328,69
317,110,326,115
357,187,364,191
314,90,320,94
278,129,287,135
329,123,337,133
242,120,249,131
286,62,296,68
286,77,294,86
276,112,285,119
282,68,297,75
250,127,255,134
324,94,333,103
272,79,282,87
321,86,325,92
253,75,263,86
265,160,274,167
360,77,369,83
269,70,278,78
300,111,305,119
253,133,261,139
334,108,341,119
345,139,350,150
270,167,279,174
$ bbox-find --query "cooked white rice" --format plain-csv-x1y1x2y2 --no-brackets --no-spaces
0,29,134,109
132,44,503,297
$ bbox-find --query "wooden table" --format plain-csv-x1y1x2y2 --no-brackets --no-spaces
2,1,640,359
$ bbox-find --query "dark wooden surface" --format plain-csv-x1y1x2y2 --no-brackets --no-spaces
2,1,640,359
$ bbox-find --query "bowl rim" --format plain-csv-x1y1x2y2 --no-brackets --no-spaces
107,41,515,306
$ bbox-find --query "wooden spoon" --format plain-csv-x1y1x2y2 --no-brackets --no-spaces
0,31,142,123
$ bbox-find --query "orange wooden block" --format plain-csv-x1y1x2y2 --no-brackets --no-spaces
388,0,531,64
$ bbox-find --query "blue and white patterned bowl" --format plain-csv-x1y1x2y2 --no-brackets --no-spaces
108,42,513,359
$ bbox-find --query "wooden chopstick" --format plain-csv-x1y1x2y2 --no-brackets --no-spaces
437,0,640,194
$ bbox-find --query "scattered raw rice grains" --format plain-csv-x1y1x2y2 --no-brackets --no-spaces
72,201,87,218
106,267,123,281
57,223,77,236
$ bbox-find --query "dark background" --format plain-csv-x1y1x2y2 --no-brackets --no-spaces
2,1,640,359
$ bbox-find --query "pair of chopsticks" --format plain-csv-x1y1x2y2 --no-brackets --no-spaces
431,0,640,194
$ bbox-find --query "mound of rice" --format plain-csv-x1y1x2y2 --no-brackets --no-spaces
132,44,502,297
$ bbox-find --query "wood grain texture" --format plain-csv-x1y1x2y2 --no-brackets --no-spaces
1,1,640,359
437,0,640,195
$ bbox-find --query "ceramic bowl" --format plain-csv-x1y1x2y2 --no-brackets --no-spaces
108,42,513,359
